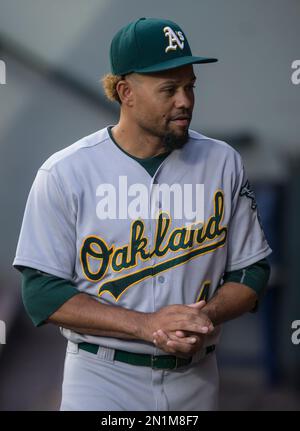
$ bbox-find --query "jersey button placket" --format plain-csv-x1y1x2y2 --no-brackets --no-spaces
148,177,157,323
149,174,165,318
158,275,165,284
150,177,160,311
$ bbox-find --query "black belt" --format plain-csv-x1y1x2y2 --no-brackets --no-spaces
78,342,215,370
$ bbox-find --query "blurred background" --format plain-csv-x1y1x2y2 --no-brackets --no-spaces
0,0,300,411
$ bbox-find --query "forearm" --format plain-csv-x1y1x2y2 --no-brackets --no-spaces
47,293,151,342
48,292,215,351
201,282,258,326
21,267,152,341
21,267,216,351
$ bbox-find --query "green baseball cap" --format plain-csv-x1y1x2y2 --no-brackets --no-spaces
110,17,218,75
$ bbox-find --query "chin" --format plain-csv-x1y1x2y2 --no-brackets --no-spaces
162,130,189,151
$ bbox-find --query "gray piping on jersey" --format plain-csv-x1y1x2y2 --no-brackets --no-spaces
151,151,174,179
38,130,113,173
240,269,246,284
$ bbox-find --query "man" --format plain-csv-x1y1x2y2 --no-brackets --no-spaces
13,18,271,411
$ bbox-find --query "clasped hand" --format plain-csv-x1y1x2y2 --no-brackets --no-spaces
151,300,214,359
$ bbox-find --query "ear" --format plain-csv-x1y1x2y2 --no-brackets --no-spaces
116,79,134,107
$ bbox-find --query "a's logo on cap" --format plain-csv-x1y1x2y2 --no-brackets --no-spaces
163,26,185,53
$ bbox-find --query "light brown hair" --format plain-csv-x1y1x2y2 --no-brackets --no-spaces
101,74,123,104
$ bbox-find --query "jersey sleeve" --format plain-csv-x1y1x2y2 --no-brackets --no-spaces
13,168,76,280
21,267,80,327
223,257,271,312
225,163,272,272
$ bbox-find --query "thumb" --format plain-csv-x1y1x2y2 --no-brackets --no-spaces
187,300,206,309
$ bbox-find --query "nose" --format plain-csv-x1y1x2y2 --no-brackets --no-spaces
174,88,194,110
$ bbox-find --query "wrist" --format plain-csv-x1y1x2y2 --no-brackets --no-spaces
135,312,154,343
201,303,218,326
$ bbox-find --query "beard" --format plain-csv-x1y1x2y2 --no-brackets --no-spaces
162,130,189,151
135,114,191,152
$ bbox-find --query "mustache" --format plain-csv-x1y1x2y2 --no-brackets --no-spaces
169,113,192,121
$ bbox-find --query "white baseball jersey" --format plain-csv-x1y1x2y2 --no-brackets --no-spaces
13,127,272,354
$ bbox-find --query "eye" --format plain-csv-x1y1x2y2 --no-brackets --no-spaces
162,87,176,95
186,84,196,91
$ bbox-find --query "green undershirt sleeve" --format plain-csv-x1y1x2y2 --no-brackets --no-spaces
20,258,270,327
20,267,80,327
222,258,271,311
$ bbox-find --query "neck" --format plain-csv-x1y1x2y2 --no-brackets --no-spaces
111,117,167,159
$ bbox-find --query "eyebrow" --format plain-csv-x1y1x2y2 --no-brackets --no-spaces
158,76,197,86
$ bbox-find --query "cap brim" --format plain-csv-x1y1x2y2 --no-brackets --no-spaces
133,55,218,74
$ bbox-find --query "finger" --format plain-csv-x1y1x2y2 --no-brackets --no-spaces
155,329,199,344
166,339,196,354
153,329,169,345
187,300,206,309
156,329,198,344
155,331,202,357
199,323,216,334
185,302,215,333
168,333,198,344
153,329,168,340
154,331,198,355
200,323,215,334
175,330,205,339
175,330,186,338
154,330,179,354
175,321,214,335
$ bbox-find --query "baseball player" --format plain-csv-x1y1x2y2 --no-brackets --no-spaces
13,17,271,411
